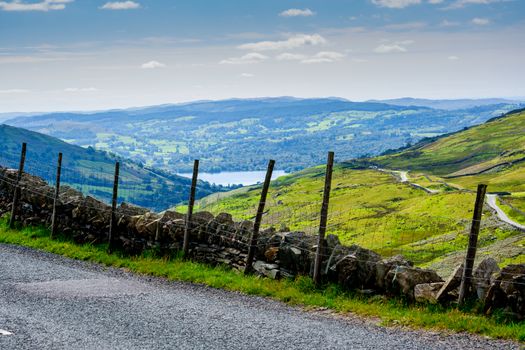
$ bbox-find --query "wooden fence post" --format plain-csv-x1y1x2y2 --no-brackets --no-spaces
313,151,335,286
245,159,275,275
183,159,199,257
458,183,487,305
9,142,27,228
108,162,120,253
50,152,62,239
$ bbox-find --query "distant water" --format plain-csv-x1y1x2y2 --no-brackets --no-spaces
177,170,288,186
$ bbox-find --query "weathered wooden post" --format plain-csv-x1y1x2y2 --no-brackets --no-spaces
458,183,487,305
9,142,27,228
313,151,335,286
50,152,62,239
107,161,120,253
183,159,199,257
245,159,275,275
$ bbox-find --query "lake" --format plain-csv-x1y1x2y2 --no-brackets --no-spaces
177,170,288,186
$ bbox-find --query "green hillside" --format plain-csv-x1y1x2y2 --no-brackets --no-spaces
188,109,525,276
0,124,224,211
367,108,525,178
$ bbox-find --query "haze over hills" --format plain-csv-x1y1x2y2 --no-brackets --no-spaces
0,124,226,211
5,97,522,173
369,98,524,110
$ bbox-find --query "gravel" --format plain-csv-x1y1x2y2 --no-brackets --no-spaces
0,243,521,350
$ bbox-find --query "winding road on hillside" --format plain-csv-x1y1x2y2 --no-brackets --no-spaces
376,168,439,194
0,244,519,349
377,167,525,230
486,194,525,231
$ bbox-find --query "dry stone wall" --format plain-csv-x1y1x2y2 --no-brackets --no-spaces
0,166,523,319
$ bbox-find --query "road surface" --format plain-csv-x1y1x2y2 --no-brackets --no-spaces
376,168,439,194
0,244,519,349
486,194,525,231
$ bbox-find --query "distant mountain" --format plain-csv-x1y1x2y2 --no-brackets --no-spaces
5,97,521,173
0,124,225,211
369,97,523,110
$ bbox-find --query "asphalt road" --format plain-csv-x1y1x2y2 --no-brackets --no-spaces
0,244,520,350
486,194,525,231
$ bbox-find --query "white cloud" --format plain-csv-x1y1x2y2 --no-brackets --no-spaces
383,21,427,30
448,55,460,60
279,8,315,17
0,0,73,12
141,60,166,69
471,17,490,25
100,1,140,10
276,53,307,61
0,89,29,94
447,0,507,9
240,73,254,78
276,52,344,64
428,0,443,3
301,51,345,64
371,0,421,9
440,19,460,27
64,87,98,92
219,53,268,65
238,34,326,51
374,40,414,53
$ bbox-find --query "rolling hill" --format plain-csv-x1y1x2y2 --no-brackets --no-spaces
187,108,525,276
365,107,525,177
5,97,520,173
0,124,226,211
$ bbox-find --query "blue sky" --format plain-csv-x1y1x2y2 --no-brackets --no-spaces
0,0,524,112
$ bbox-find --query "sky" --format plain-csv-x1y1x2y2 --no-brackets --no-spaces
0,0,524,112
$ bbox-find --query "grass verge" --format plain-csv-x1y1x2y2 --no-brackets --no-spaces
0,218,523,342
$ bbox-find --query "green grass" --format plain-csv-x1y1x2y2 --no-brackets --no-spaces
0,218,523,342
189,165,523,272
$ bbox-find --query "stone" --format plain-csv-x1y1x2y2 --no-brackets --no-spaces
436,264,463,303
265,247,279,262
277,232,316,274
119,202,149,216
327,245,382,290
253,260,280,279
215,212,234,225
160,210,184,222
484,264,525,319
414,282,444,304
473,258,500,301
387,266,443,300
375,255,413,293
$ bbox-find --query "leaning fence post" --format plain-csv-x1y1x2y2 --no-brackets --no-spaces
9,142,27,228
183,159,199,257
108,161,120,253
50,152,62,239
245,159,275,275
458,183,487,305
313,151,335,286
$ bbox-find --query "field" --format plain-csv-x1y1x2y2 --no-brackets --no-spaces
183,165,524,276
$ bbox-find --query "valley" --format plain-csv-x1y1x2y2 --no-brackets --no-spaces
5,98,520,173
